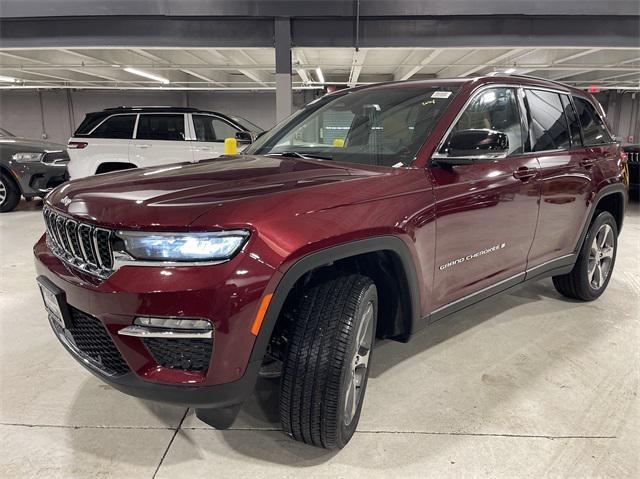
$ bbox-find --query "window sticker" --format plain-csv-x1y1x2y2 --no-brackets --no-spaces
431,91,452,99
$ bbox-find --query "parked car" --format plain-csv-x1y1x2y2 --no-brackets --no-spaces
622,143,638,198
67,106,263,179
0,127,69,213
35,76,627,449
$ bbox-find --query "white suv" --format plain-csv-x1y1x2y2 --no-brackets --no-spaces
67,107,263,179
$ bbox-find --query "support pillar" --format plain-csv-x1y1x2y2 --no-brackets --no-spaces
274,17,292,122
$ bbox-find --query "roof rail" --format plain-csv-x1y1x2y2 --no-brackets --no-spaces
503,74,574,89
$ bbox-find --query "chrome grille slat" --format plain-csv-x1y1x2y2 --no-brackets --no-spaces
43,207,114,279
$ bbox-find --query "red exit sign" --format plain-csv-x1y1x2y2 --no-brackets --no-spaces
587,85,601,93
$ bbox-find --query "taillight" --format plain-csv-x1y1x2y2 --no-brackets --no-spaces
67,141,88,149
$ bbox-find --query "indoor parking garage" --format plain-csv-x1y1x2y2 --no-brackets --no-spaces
0,1,638,477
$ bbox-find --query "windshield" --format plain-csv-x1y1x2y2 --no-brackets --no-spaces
246,85,458,167
230,116,263,133
0,127,16,137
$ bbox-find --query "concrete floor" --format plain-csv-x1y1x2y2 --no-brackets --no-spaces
1,198,638,478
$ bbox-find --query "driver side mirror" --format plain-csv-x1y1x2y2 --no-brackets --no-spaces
235,131,254,144
435,129,509,167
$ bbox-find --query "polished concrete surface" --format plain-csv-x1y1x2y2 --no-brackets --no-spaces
1,199,638,478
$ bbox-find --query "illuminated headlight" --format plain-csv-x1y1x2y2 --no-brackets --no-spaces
115,230,249,262
134,317,212,331
12,152,44,163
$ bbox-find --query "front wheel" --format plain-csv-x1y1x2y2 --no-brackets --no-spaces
0,172,21,213
553,211,618,301
279,274,377,449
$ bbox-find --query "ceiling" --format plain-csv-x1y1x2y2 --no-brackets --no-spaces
0,46,638,91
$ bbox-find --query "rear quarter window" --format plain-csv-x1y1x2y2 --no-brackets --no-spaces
573,97,612,146
89,114,136,139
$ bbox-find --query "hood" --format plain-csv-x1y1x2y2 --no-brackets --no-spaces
46,155,385,229
0,137,66,152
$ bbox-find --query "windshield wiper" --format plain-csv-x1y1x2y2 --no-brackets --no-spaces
267,151,334,161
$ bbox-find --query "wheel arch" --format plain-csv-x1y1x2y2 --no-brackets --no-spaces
248,236,422,365
0,164,22,194
575,183,626,254
95,162,137,175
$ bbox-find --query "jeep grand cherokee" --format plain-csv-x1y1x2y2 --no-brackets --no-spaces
34,76,627,449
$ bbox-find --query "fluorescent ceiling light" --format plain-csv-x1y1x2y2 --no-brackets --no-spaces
123,67,170,84
0,75,17,83
504,68,517,74
315,67,325,84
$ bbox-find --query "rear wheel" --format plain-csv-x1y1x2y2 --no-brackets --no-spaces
553,211,618,301
0,172,20,213
279,274,377,449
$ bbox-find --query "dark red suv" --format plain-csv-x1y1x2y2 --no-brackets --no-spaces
34,76,627,449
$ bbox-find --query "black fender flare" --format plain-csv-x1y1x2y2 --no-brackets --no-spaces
574,183,627,254
247,235,422,365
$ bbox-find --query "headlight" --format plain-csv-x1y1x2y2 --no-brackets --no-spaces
115,230,250,262
12,152,44,163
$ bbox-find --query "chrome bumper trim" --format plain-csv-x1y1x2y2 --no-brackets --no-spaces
118,325,213,339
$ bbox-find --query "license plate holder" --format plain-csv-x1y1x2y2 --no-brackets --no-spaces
37,276,72,329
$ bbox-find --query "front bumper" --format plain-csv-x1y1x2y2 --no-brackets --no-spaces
10,160,68,197
34,234,278,408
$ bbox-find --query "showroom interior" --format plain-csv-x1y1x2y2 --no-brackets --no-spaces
0,1,639,477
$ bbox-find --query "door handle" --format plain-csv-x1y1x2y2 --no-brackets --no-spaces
513,167,538,181
135,144,152,149
195,146,212,152
580,158,597,169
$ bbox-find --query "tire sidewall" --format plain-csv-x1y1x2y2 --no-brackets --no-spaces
577,211,618,300
0,173,20,213
336,282,378,447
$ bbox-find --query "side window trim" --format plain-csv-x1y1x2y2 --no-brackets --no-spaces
572,96,613,147
434,85,523,160
134,113,187,141
192,113,240,143
87,113,137,138
565,95,584,148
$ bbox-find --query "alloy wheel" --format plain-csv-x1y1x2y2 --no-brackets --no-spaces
588,223,615,290
343,299,374,426
0,178,6,205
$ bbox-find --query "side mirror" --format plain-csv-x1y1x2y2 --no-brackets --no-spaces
438,129,509,166
235,131,254,144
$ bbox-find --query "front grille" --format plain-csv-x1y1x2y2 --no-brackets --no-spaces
51,307,130,376
42,151,70,164
43,207,114,278
143,337,213,372
626,151,639,163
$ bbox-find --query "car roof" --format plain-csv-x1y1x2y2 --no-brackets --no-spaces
351,75,587,97
95,106,228,115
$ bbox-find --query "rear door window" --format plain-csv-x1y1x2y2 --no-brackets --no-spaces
90,114,136,139
136,114,185,141
524,89,571,151
572,97,612,145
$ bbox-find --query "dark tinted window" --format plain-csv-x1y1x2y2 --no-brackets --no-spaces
90,115,136,139
573,97,611,145
560,95,582,146
525,89,571,151
444,87,523,156
193,115,239,142
136,114,185,141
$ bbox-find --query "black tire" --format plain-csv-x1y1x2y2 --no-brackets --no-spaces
0,172,21,213
279,274,377,449
553,211,618,301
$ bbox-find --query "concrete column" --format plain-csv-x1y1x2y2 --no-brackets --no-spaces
274,17,292,122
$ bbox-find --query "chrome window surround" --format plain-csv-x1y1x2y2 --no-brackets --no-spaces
43,207,231,279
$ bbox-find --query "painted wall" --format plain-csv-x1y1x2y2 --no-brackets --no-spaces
0,89,314,144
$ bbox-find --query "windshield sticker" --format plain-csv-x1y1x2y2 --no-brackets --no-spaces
431,91,452,99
